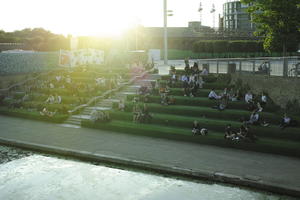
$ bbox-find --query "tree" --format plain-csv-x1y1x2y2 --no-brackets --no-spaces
242,0,300,53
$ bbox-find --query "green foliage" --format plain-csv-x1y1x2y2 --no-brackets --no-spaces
0,28,69,51
241,0,300,53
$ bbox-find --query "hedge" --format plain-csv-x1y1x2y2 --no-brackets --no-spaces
81,119,300,158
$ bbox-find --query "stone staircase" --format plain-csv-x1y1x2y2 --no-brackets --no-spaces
60,73,160,128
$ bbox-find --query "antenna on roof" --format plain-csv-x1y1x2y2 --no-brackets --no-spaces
211,3,216,29
198,2,203,25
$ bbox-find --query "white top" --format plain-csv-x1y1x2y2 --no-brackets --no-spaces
181,75,188,82
284,117,291,124
245,93,253,103
208,90,220,99
201,68,208,75
261,95,267,103
250,113,259,122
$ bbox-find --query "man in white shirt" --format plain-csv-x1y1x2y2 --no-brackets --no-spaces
245,91,253,103
208,89,221,100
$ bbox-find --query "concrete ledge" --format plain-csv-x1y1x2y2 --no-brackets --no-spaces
0,137,299,198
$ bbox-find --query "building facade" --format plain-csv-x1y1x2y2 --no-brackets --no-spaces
223,0,255,32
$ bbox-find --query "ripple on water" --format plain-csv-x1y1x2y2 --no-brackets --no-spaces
0,155,296,200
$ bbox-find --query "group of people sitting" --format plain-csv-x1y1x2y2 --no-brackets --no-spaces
90,109,110,122
45,94,62,104
224,123,257,142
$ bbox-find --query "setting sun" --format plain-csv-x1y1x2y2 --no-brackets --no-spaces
1,0,226,36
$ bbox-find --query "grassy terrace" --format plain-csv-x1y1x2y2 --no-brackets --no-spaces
82,119,300,158
82,73,300,158
0,67,133,122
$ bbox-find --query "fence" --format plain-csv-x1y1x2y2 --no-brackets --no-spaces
170,57,300,77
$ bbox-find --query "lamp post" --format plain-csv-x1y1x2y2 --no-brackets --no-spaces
163,0,173,65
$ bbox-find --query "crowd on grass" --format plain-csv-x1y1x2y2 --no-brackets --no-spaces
0,66,126,118
116,59,298,143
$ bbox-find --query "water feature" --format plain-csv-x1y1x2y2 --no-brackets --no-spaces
0,145,296,200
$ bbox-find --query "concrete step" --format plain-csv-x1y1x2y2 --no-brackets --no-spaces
60,124,81,128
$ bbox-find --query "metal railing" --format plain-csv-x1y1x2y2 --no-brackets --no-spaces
170,56,300,77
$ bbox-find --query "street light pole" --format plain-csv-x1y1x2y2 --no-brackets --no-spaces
163,0,168,65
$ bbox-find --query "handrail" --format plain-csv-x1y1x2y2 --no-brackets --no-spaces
0,69,64,93
68,68,154,114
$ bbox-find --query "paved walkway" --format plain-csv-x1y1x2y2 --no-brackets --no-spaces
0,115,299,197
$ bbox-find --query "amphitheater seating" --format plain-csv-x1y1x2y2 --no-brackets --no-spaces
82,73,300,158
0,66,132,122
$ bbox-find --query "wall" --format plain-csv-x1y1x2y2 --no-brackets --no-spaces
231,73,300,109
0,52,59,75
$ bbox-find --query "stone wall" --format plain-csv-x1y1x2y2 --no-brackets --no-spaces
231,73,300,109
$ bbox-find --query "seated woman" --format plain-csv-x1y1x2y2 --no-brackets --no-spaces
279,113,298,130
208,89,221,100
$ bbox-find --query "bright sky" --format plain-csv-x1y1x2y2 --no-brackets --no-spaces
1,0,228,36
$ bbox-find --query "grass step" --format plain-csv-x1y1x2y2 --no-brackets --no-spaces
121,102,282,124
81,119,300,158
109,111,300,141
126,94,277,112
0,106,68,123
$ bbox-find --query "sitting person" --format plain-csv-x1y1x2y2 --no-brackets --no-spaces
260,92,267,107
245,91,256,111
246,110,260,125
118,100,125,111
138,85,149,95
224,124,237,140
160,93,169,105
167,95,176,105
201,67,208,75
55,94,62,104
192,121,208,136
244,91,253,104
22,93,30,102
45,95,55,104
208,89,221,100
192,120,201,135
279,113,298,130
246,110,269,126
140,104,152,123
133,105,141,123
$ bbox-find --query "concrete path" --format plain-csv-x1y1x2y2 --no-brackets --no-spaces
0,115,299,197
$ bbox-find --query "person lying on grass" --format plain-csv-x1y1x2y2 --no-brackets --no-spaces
279,113,298,130
208,88,221,100
192,121,208,136
245,110,269,127
39,107,57,117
